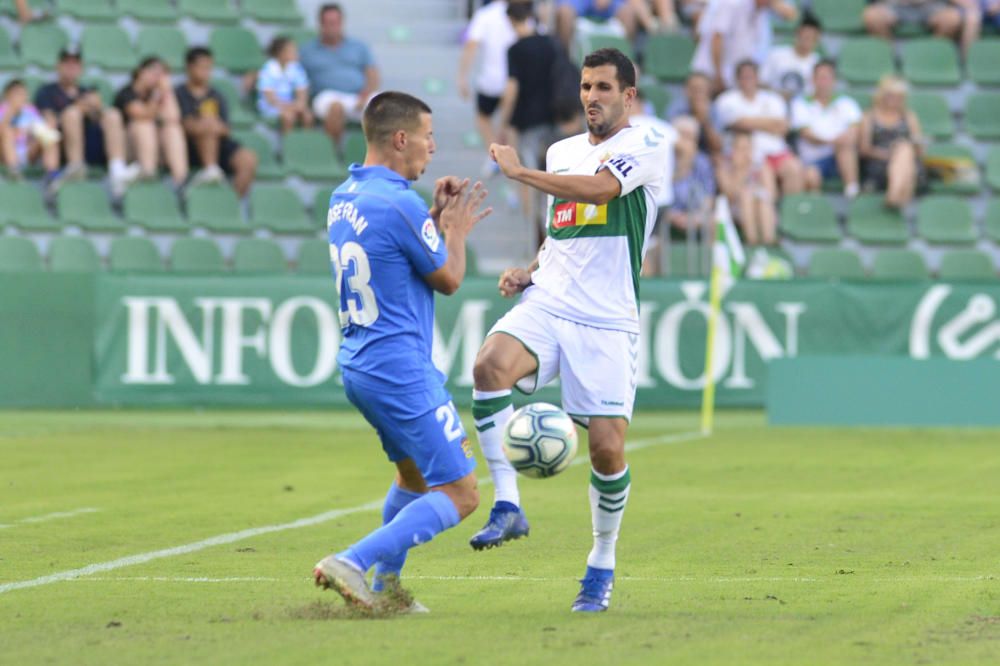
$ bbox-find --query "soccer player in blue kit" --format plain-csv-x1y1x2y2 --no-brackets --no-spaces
313,91,492,610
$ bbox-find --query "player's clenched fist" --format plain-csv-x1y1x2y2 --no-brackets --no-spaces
489,143,523,178
498,267,531,298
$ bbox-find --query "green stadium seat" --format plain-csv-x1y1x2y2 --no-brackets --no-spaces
20,23,69,69
232,131,284,180
839,38,894,86
209,27,265,73
249,184,313,233
48,236,100,272
0,28,21,70
284,129,348,180
296,239,332,275
109,237,164,273
314,188,332,228
119,0,179,22
233,238,287,274
123,182,189,232
779,193,842,242
925,143,981,195
0,237,42,272
170,237,226,274
871,249,928,279
846,194,909,244
81,26,138,72
812,0,865,33
844,89,872,111
908,92,953,140
0,182,60,231
964,93,1000,141
938,249,996,280
984,200,1000,242
185,184,249,234
0,0,45,17
137,27,187,71
639,81,670,117
579,34,634,63
644,33,695,83
666,244,704,278
178,0,239,24
968,40,1000,86
808,249,865,279
242,0,302,24
212,78,256,130
988,147,1000,193
79,76,114,106
57,182,126,232
343,129,367,166
57,0,115,21
901,38,960,86
916,196,976,244
288,28,316,47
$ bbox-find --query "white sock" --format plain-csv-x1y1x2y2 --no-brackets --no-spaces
472,388,520,507
587,466,631,570
109,159,126,178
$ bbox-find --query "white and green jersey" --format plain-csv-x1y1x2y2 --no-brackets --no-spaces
528,124,670,334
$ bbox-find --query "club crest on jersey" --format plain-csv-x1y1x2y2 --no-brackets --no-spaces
553,201,608,229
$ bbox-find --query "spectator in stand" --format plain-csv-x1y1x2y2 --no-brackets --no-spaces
0,79,60,182
678,0,709,27
13,0,46,23
791,60,862,198
761,13,822,100
555,0,637,51
631,0,679,33
176,48,258,196
300,3,380,149
717,130,777,246
864,0,979,58
984,0,1000,29
667,72,723,155
715,60,809,195
457,0,523,176
257,36,314,134
859,75,925,209
630,89,677,275
35,48,140,198
114,57,188,190
691,0,798,93
667,115,716,235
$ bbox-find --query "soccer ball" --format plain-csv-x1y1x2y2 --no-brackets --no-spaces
502,403,578,478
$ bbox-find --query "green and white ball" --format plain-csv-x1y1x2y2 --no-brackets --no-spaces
502,403,578,478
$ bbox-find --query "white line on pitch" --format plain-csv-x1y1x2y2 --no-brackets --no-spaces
0,430,704,596
17,507,101,524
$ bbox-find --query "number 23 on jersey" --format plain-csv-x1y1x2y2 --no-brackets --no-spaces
330,241,380,327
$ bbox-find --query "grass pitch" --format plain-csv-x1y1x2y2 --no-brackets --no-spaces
1,409,998,665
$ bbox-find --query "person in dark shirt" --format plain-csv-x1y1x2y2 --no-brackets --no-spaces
113,57,189,189
35,48,140,198
175,47,257,196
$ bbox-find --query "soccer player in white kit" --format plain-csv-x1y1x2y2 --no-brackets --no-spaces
469,48,671,612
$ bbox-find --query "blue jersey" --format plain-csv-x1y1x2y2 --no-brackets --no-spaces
328,164,448,413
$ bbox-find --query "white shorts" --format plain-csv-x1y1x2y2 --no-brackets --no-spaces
488,292,639,425
311,90,377,121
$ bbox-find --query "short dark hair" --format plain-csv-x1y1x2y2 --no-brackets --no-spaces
735,59,758,78
507,0,534,22
814,58,837,74
582,48,636,90
3,78,24,95
798,10,822,32
268,36,293,59
319,3,342,19
132,56,163,82
185,47,213,66
362,91,432,146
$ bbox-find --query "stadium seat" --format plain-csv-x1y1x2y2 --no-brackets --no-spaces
288,28,316,47
808,249,865,279
209,27,265,73
57,182,126,232
916,196,976,244
643,33,695,82
0,182,60,231
908,92,953,140
20,23,69,68
0,237,42,272
119,0,179,22
109,237,164,273
232,131,285,180
984,200,1000,242
212,78,256,130
987,147,1000,193
844,89,872,110
80,76,114,106
178,0,239,24
233,238,287,274
123,182,189,232
838,38,894,85
964,93,1000,141
938,249,996,280
343,129,367,166
82,26,138,72
185,184,249,234
579,34,634,62
846,194,909,244
284,129,348,180
296,239,332,276
871,249,928,279
137,27,187,71
925,143,981,195
48,236,101,273
901,39,961,86
0,28,21,70
812,0,865,33
666,244,704,278
242,0,302,24
313,188,332,228
57,0,116,21
249,184,313,233
968,40,1000,86
0,0,45,17
170,237,226,274
640,82,670,117
779,193,842,242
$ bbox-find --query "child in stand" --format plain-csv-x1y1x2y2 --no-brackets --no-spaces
0,79,61,183
257,36,314,133
717,129,777,247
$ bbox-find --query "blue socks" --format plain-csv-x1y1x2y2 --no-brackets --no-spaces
340,490,460,573
372,483,423,586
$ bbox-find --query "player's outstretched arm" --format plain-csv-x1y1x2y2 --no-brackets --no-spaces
489,143,621,205
424,181,492,295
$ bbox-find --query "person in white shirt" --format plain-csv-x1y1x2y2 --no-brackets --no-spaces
714,59,808,194
791,60,862,198
761,13,822,100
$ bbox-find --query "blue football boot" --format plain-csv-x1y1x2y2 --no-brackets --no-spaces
469,501,530,550
571,566,614,612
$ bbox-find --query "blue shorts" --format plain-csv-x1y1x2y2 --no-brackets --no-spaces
811,155,840,180
342,371,475,488
559,0,626,20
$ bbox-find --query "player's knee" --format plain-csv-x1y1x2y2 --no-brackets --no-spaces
473,348,509,390
450,483,480,519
